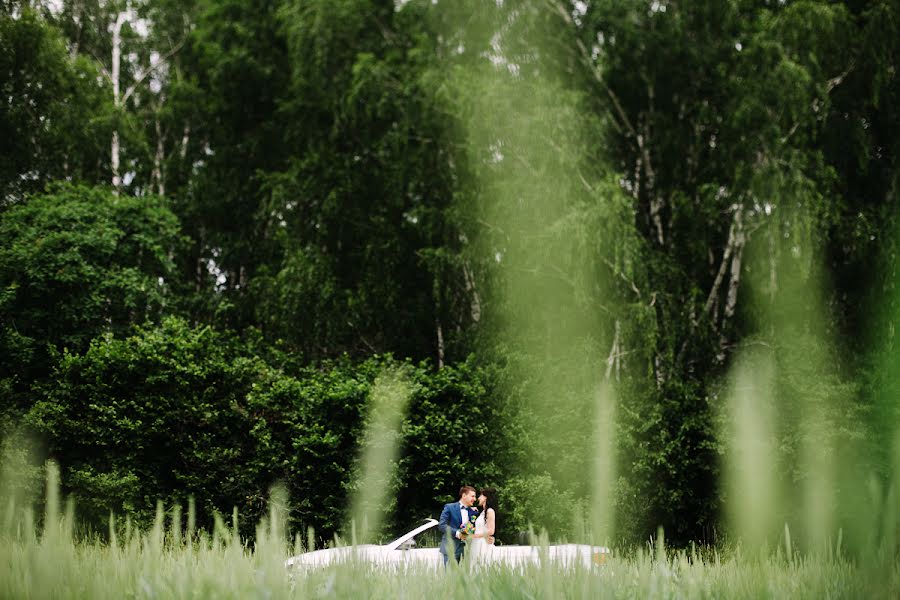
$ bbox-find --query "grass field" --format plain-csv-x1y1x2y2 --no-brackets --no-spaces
3,500,899,599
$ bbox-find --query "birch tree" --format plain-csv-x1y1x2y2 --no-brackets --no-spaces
0,6,109,200
43,0,185,192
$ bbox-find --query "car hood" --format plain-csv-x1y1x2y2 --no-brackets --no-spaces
286,545,382,567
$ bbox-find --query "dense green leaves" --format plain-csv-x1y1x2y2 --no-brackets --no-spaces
0,184,179,410
1,0,898,547
0,9,111,200
25,318,518,540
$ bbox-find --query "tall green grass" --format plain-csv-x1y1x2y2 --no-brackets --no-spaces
348,368,413,544
2,466,898,599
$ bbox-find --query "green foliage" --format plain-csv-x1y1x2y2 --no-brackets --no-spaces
0,8,111,200
571,0,899,545
247,0,466,360
1,0,898,548
394,356,518,535
500,473,584,541
23,318,514,541
616,378,723,545
0,184,180,413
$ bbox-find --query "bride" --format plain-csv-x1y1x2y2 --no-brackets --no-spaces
468,487,498,563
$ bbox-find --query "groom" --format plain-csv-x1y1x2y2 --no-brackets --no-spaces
438,486,477,566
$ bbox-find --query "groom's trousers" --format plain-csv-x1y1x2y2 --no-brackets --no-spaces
441,540,465,566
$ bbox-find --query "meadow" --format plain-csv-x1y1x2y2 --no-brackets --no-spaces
4,520,898,599
3,471,898,599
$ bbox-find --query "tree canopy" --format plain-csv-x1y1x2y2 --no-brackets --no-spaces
1,0,898,546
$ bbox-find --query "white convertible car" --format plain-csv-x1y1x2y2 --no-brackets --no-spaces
285,519,610,570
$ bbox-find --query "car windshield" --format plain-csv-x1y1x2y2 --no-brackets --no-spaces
389,521,441,550
407,526,440,548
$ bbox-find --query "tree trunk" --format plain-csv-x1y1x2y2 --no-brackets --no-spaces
649,194,665,246
111,12,126,191
435,317,445,369
180,123,190,159
654,354,665,388
718,206,746,361
723,207,745,323
462,259,481,323
605,319,621,381
638,121,664,246
153,114,165,196
704,203,743,321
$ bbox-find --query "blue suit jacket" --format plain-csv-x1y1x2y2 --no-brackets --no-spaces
438,502,477,558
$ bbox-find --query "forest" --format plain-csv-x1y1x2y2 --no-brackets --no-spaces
1,0,899,550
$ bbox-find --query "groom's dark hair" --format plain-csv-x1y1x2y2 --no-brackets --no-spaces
459,485,475,499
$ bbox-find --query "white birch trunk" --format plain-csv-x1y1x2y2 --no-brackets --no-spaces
605,319,621,381
654,354,665,388
703,203,744,321
180,123,190,159
638,125,664,246
435,317,445,369
111,12,127,191
649,194,665,246
462,260,481,323
153,117,165,196
723,208,745,322
717,207,746,361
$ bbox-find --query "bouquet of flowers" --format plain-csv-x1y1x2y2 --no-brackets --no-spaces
459,509,478,538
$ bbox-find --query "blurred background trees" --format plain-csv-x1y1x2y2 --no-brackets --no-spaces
1,0,898,546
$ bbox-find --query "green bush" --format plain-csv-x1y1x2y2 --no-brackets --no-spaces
0,183,180,413
24,318,516,541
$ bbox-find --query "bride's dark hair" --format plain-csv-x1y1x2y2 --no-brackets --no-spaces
479,488,499,536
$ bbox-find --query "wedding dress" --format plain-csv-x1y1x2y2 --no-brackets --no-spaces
467,510,491,563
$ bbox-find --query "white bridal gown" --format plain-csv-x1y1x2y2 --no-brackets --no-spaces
468,510,491,563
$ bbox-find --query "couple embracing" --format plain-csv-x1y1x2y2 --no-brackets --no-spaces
438,486,498,566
